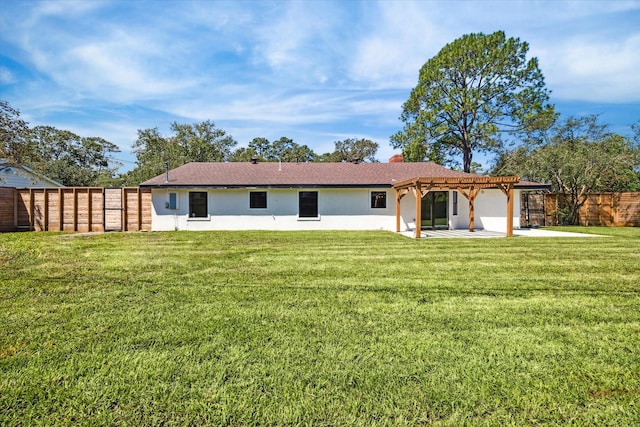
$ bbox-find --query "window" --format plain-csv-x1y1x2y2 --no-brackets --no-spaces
452,191,458,216
371,191,387,209
298,191,318,218
189,191,208,218
167,192,177,210
249,191,267,209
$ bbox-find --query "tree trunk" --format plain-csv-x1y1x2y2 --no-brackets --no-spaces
463,148,472,173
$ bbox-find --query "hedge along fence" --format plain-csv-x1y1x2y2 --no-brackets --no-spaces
522,192,640,227
0,187,151,232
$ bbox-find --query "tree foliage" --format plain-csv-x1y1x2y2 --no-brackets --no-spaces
229,137,317,163
1,100,121,186
633,120,640,144
271,137,316,162
125,121,237,185
1,100,31,164
26,126,121,186
230,137,274,162
318,138,379,162
494,115,640,224
171,121,236,162
231,137,380,163
391,31,555,171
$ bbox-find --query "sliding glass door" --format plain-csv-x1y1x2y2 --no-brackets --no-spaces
421,191,448,229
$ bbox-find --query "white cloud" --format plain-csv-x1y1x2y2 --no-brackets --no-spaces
349,2,446,89
0,67,16,84
12,12,202,102
160,84,403,131
32,0,107,18
542,33,640,102
62,36,199,101
247,2,356,87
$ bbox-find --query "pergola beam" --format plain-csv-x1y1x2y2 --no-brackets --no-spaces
393,175,519,191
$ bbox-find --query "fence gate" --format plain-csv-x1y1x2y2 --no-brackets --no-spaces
521,193,546,227
104,188,123,231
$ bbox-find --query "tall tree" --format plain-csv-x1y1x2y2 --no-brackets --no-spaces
171,120,236,162
248,137,275,161
271,137,316,162
319,138,379,162
26,126,121,186
230,137,276,162
125,128,174,185
0,100,32,164
126,121,237,184
391,31,555,171
494,115,640,224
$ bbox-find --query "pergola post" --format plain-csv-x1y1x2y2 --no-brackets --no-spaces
458,187,479,232
468,187,475,232
395,189,409,233
507,185,514,236
395,189,401,232
503,184,514,237
414,182,422,238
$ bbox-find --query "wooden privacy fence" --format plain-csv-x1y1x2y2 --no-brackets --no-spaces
522,192,640,227
0,187,151,232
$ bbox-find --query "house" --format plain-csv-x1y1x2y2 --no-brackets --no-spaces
0,159,64,188
140,159,548,236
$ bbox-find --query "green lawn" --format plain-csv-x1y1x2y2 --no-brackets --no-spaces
1,227,639,426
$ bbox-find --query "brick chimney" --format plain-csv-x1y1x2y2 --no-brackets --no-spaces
389,154,404,163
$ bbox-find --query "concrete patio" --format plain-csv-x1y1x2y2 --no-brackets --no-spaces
399,228,603,238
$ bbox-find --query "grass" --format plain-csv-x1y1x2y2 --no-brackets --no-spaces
1,227,639,426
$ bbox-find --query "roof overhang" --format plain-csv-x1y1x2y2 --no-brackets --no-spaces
139,184,395,190
514,182,551,191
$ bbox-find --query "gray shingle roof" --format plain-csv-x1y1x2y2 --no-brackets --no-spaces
140,161,483,188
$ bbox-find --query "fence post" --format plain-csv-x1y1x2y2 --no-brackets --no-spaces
14,188,19,230
43,188,48,231
122,188,127,232
102,188,106,232
28,188,34,231
87,188,92,232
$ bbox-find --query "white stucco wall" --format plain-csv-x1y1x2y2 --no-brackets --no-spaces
149,187,521,232
476,188,521,232
150,188,403,231
450,188,522,232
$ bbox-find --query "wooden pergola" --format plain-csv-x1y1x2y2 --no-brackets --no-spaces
393,176,520,238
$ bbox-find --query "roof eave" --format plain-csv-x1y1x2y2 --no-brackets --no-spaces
515,183,552,190
140,183,395,189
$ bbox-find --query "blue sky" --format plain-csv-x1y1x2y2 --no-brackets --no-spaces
1,0,639,171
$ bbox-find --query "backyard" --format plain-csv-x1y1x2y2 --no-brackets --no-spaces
1,227,639,425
